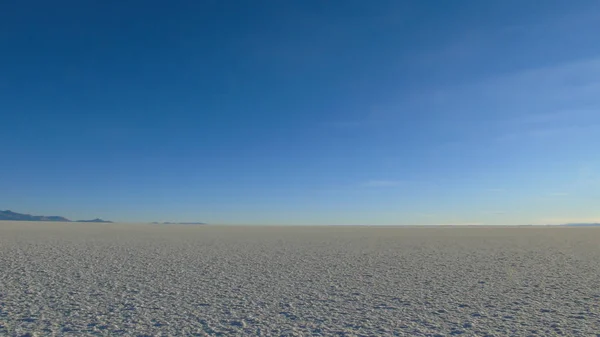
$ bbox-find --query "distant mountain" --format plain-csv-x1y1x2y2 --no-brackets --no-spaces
1,210,113,223
561,223,600,227
75,218,113,223
0,210,70,222
151,221,206,225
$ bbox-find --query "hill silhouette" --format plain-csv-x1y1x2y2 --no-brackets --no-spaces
75,218,113,223
1,210,112,223
0,210,70,222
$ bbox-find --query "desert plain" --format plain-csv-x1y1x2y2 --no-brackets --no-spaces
1,222,599,336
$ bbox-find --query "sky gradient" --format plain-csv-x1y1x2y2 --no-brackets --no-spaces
2,1,600,225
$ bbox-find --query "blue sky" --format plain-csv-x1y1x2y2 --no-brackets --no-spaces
1,1,600,225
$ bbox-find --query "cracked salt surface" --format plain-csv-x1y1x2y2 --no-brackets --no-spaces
1,222,599,336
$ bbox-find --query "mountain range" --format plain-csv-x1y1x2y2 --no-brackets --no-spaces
151,222,207,225
2,209,594,227
561,223,600,227
0,210,112,223
75,218,114,223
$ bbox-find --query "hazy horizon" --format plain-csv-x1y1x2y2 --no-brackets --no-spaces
2,1,600,225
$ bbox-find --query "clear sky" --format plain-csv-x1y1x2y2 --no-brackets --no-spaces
2,1,600,225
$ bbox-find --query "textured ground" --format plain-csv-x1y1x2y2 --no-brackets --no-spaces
1,222,599,336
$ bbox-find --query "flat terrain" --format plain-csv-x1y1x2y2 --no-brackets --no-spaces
1,222,599,336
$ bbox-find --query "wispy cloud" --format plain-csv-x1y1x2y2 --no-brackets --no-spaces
480,210,506,215
365,55,600,146
535,165,600,198
423,222,485,226
421,56,600,144
362,180,404,187
574,165,600,188
500,5,600,36
464,57,600,116
326,121,365,130
496,124,600,143
331,55,600,139
509,109,597,125
416,3,600,73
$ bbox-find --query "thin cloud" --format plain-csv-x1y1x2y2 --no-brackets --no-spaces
424,222,485,226
496,124,600,143
326,121,364,129
362,180,404,187
574,165,600,188
416,56,600,142
480,210,506,215
486,188,505,192
510,109,598,125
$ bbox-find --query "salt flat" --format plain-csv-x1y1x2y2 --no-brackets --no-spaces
1,222,599,336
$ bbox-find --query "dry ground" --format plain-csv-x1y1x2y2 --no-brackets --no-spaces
1,222,599,336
